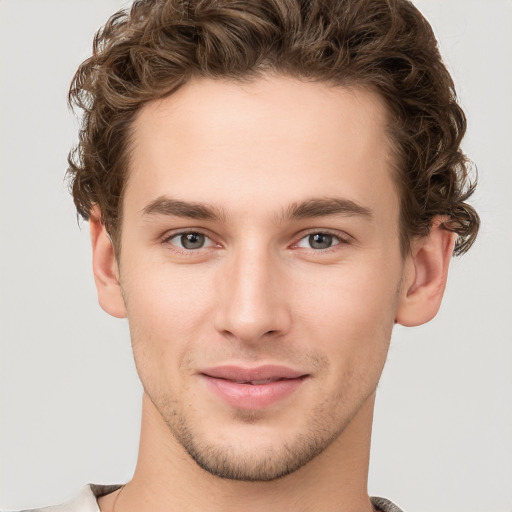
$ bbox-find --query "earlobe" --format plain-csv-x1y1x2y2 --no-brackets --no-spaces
89,208,127,319
395,219,456,327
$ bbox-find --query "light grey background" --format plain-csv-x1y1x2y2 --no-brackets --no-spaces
1,1,510,511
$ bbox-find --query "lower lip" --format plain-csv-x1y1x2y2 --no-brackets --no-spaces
201,375,306,410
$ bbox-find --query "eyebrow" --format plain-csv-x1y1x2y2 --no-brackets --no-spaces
141,196,227,221
141,196,372,223
282,197,373,221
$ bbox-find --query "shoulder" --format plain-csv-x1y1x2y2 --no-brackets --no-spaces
371,496,406,512
9,484,121,512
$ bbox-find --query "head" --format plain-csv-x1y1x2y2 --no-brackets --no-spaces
69,0,479,483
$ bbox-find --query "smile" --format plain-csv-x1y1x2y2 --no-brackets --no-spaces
199,365,309,410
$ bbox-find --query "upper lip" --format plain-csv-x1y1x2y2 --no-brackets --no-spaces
199,365,307,383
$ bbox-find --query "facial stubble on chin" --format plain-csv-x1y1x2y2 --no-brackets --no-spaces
157,398,348,481
144,369,377,484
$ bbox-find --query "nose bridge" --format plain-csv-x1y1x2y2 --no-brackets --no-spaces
215,239,290,342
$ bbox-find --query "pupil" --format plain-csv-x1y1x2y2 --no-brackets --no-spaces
310,233,332,249
181,233,205,249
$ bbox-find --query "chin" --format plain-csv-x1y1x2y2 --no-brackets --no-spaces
157,398,350,482
181,434,333,482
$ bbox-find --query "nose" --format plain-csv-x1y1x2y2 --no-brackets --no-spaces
214,244,292,344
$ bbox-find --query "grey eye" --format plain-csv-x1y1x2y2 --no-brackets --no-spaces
180,232,205,249
296,233,341,250
168,232,209,250
308,233,334,249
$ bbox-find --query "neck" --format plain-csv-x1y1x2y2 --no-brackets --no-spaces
101,392,376,512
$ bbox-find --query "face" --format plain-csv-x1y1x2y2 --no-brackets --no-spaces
116,76,405,481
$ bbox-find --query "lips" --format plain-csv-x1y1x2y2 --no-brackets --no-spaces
199,365,308,410
201,365,306,382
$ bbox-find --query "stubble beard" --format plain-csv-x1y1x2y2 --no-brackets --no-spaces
147,389,363,482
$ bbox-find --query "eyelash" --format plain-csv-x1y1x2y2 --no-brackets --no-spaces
292,230,350,252
161,229,351,254
161,230,219,255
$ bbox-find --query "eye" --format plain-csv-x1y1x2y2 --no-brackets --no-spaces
296,232,343,250
166,232,214,250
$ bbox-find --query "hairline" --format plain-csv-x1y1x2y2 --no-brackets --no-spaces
107,73,413,259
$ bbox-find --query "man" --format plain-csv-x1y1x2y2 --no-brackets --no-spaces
22,0,479,510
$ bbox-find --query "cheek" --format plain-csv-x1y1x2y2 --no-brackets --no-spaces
122,257,216,326
290,258,401,382
293,256,401,328
120,261,217,380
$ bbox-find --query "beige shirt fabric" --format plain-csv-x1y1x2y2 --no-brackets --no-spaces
19,484,405,512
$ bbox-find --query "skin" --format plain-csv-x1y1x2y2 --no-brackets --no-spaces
91,75,454,512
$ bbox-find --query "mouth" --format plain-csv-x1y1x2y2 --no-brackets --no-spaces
228,378,289,385
198,365,309,410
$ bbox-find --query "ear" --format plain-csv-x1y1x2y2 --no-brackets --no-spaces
89,207,127,318
395,219,456,327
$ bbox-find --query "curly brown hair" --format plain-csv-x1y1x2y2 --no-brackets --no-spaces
68,0,479,256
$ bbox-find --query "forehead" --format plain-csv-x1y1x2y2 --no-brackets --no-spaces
125,75,398,224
